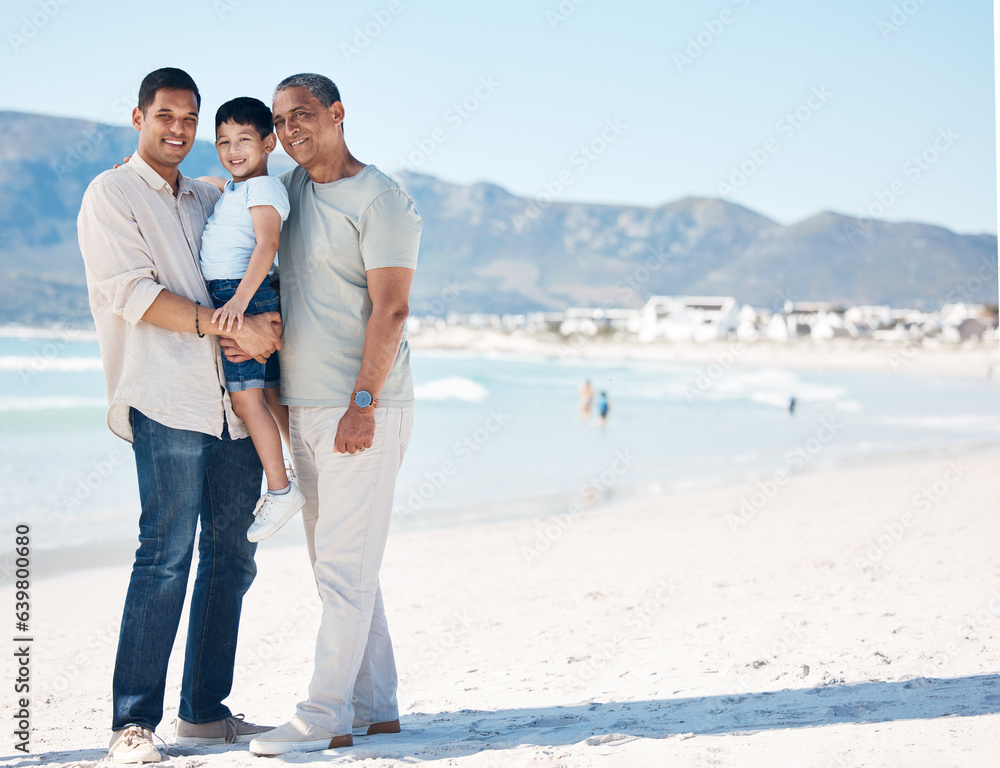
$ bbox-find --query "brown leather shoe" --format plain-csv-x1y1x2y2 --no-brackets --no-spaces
352,718,401,736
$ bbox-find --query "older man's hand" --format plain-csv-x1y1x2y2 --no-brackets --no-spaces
334,405,375,454
220,312,282,363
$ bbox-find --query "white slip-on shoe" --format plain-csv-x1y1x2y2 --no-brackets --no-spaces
247,481,307,542
108,726,162,764
248,716,352,755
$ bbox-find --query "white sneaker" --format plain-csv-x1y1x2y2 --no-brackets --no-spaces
248,716,352,755
247,481,306,542
108,726,162,764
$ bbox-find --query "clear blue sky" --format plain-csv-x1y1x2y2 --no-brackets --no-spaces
3,0,996,233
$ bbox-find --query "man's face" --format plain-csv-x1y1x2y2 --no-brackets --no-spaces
132,88,199,171
272,86,343,169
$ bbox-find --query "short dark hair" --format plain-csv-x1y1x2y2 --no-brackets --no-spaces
138,67,201,115
274,73,341,109
215,97,273,139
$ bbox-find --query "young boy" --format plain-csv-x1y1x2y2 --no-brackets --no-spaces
199,96,305,542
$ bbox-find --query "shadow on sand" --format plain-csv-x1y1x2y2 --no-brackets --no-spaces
6,674,998,764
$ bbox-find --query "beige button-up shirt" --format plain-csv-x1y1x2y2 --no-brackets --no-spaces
78,152,247,442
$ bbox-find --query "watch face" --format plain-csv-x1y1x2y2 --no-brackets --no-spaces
354,390,373,408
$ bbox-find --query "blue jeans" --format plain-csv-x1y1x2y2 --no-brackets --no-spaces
207,276,280,392
112,409,262,730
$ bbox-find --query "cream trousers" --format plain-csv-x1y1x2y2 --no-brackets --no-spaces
289,405,414,733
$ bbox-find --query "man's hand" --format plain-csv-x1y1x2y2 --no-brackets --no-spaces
227,312,282,363
334,405,375,454
219,313,282,362
218,336,250,363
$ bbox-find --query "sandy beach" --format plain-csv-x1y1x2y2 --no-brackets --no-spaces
3,441,998,767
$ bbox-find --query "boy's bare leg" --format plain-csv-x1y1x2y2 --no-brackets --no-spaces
264,387,291,452
230,388,287,491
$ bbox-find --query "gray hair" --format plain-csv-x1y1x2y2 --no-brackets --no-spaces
273,73,342,109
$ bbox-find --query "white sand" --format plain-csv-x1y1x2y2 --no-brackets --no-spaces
3,447,999,767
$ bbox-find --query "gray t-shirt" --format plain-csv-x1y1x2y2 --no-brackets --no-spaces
277,164,421,407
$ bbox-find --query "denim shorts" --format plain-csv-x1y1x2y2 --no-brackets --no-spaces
207,276,280,392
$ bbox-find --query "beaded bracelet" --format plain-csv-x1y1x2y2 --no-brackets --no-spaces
195,301,205,338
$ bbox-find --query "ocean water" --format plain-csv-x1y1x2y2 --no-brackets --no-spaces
2,330,999,550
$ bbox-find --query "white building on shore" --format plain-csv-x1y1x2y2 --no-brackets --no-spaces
639,296,738,342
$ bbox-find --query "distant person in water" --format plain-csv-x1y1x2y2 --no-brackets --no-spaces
579,379,594,420
597,390,609,425
788,396,797,416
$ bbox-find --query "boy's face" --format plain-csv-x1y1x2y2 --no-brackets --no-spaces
214,120,276,181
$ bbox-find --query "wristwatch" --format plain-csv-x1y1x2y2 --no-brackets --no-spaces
352,390,379,409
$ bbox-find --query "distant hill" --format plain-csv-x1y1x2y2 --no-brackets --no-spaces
0,111,995,325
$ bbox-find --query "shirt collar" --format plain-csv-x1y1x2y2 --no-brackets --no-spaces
127,151,195,197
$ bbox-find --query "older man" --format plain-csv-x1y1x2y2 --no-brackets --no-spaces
78,67,280,763
244,74,421,754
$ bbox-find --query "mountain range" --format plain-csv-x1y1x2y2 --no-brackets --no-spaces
0,111,995,326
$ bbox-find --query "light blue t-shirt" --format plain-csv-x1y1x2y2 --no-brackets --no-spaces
199,175,290,281
276,164,421,408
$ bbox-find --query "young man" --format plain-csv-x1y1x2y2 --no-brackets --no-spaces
241,73,421,755
77,67,279,763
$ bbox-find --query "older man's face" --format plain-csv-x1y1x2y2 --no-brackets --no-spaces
272,86,343,170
